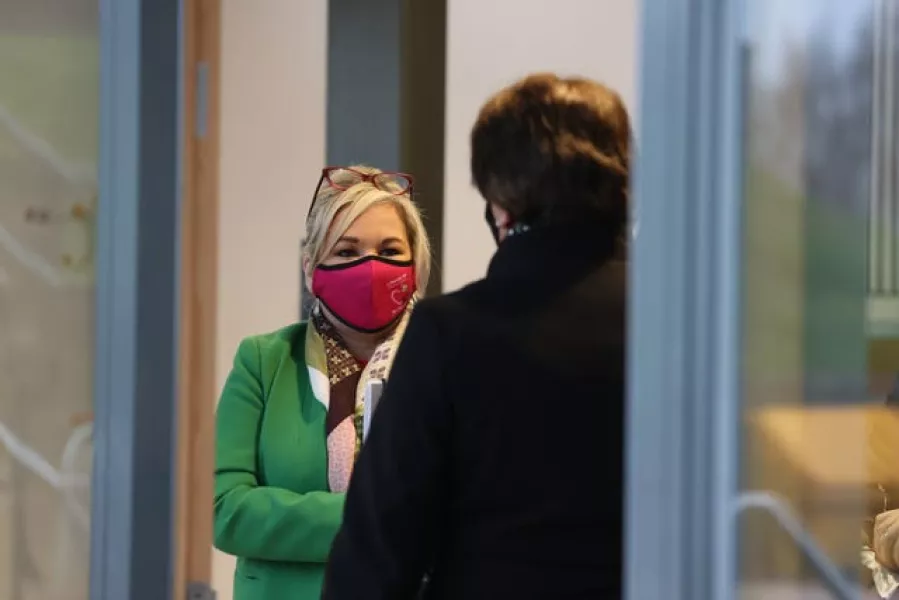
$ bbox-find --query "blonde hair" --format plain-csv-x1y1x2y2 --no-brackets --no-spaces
302,165,432,295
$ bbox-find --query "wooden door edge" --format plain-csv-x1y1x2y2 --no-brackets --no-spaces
175,0,221,598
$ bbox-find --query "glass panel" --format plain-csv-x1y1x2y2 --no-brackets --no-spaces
0,1,98,599
739,1,893,597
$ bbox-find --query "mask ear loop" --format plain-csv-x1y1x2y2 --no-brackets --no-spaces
301,237,321,319
308,261,323,317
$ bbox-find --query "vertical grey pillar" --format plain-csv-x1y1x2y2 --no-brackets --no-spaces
326,0,403,171
91,0,182,598
399,0,447,298
626,0,745,598
302,0,447,318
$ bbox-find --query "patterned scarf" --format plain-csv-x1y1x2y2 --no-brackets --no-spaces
305,305,412,492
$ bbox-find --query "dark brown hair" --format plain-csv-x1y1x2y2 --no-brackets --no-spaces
470,73,631,231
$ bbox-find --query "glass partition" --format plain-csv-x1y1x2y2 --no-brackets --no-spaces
0,1,98,598
740,1,892,597
629,1,897,598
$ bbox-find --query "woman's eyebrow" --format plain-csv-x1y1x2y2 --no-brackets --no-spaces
336,236,360,244
381,237,405,245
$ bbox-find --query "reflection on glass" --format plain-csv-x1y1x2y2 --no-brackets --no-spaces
738,0,899,598
0,1,98,599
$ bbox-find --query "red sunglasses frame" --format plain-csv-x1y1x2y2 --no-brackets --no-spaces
307,166,414,218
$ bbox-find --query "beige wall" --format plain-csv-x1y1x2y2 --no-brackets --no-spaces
212,0,328,598
442,0,639,291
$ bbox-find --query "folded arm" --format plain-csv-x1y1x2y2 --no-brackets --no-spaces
866,510,899,599
213,337,344,563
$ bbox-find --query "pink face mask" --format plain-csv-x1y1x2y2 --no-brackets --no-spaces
312,256,416,333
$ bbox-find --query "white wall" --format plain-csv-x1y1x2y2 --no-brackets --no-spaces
212,1,328,598
442,0,639,291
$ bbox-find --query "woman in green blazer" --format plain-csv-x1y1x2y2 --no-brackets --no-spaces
213,165,432,599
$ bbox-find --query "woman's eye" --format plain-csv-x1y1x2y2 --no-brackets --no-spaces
335,248,357,258
380,247,402,257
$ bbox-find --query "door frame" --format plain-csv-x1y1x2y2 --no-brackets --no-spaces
174,0,221,598
91,0,183,598
624,0,745,599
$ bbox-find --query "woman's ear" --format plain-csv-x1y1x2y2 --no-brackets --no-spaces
490,204,512,230
489,204,513,242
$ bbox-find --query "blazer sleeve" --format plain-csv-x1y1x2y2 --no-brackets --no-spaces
213,337,345,563
323,303,452,600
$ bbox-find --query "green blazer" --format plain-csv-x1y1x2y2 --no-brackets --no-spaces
214,323,343,600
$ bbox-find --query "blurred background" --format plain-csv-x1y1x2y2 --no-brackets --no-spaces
2,0,899,599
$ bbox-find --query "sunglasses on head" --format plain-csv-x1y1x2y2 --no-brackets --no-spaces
307,167,414,219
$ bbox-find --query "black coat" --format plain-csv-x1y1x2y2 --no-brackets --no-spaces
322,223,627,600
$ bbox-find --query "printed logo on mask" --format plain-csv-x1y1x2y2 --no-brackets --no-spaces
387,273,411,310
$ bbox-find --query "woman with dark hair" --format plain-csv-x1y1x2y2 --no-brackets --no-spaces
323,73,632,600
